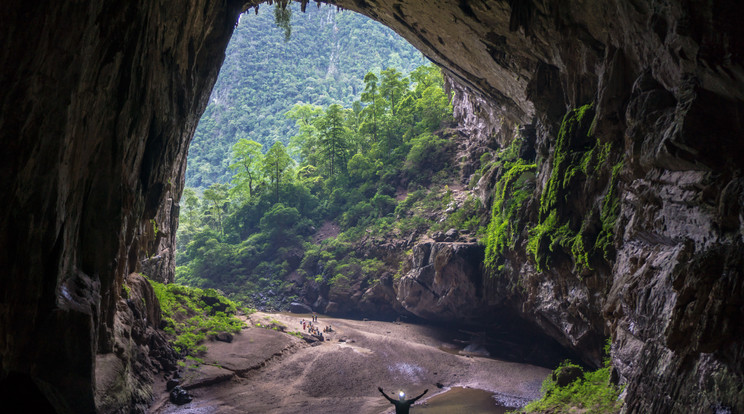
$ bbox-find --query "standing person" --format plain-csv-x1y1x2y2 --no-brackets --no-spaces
378,387,428,414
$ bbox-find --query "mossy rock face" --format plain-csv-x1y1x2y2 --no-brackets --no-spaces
527,103,623,274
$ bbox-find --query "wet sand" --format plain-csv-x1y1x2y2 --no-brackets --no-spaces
149,312,549,413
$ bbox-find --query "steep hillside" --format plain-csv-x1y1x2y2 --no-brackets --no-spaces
186,3,425,188
175,62,458,313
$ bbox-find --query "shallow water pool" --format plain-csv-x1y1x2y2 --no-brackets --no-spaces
414,387,509,414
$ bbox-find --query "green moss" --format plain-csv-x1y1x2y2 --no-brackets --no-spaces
595,161,623,260
484,159,536,272
529,103,603,272
526,210,575,273
121,283,131,299
539,103,595,219
147,276,246,357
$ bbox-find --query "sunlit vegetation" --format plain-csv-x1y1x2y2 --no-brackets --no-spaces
176,63,457,308
518,341,623,413
148,277,248,358
186,3,426,189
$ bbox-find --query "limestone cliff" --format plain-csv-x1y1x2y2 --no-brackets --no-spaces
1,0,743,413
0,1,248,412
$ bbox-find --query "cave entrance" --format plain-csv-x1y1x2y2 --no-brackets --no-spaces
172,0,578,369
174,1,431,307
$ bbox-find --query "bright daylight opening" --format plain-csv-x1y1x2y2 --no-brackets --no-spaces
151,2,572,413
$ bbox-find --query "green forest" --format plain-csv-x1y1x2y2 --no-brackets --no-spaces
176,3,474,309
186,2,426,189
177,59,466,308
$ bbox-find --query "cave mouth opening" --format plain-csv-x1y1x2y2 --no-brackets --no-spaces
176,0,583,372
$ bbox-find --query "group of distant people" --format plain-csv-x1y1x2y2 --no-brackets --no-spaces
300,314,333,340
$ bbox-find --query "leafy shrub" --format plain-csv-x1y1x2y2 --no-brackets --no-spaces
371,193,396,217
518,341,623,413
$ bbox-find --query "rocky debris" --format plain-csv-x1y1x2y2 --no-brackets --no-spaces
169,386,192,405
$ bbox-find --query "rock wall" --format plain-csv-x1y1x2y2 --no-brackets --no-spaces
1,0,743,412
334,0,744,411
0,1,247,412
95,273,177,413
397,242,487,321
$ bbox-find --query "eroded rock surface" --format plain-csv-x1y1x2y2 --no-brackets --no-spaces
397,242,486,321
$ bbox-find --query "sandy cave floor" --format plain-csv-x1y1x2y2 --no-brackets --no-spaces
149,312,550,414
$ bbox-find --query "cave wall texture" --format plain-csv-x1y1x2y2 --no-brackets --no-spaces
1,0,742,413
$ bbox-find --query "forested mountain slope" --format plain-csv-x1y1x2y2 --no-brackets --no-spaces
186,3,425,189
176,62,458,312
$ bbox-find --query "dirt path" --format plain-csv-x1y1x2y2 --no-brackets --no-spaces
150,312,549,413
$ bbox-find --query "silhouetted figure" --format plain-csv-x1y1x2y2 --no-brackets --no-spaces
378,387,428,414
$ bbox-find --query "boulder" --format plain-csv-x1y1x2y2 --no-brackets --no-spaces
324,301,340,314
552,365,584,388
431,231,446,242
443,228,459,242
289,302,313,314
169,386,192,405
166,379,180,391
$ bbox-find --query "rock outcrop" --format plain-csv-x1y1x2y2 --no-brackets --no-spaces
2,0,743,413
1,1,246,412
95,273,177,413
397,242,487,321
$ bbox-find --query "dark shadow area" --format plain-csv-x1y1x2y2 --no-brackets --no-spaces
0,372,57,413
330,309,584,369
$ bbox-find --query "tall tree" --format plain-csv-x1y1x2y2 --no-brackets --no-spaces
317,104,350,180
202,183,230,236
230,138,264,198
379,68,408,116
360,72,381,143
287,103,323,165
262,142,293,204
